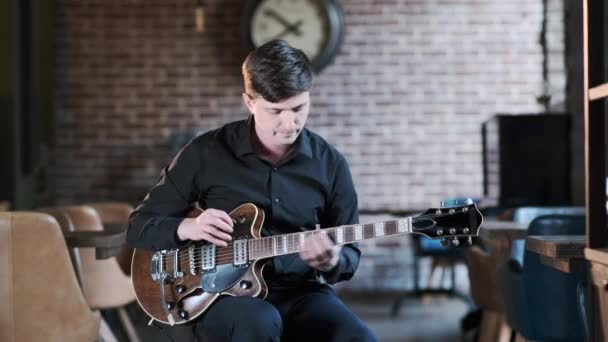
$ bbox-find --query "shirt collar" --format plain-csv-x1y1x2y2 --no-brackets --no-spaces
233,117,312,160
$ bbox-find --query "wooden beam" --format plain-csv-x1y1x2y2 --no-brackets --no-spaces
584,0,607,249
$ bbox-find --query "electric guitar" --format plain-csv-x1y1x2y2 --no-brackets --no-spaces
131,202,483,325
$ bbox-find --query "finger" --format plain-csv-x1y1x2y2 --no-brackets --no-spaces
206,227,232,242
309,236,330,264
207,209,234,228
205,216,233,233
201,232,228,247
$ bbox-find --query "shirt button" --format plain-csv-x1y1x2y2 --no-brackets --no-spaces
273,168,278,172
274,198,280,204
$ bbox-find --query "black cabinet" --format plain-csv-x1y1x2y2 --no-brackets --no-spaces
482,114,571,207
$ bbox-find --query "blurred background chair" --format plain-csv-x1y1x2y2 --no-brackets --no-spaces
497,214,587,341
86,202,134,276
509,207,585,264
43,205,140,342
0,201,11,211
465,242,512,342
0,211,116,341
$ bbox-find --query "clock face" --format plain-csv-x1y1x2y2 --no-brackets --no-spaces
250,0,330,62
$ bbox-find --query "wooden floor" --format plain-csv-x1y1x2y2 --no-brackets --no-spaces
114,291,470,342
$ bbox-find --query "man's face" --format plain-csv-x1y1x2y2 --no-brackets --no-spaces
243,91,311,148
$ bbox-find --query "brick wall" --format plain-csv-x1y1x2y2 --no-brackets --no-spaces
54,0,565,289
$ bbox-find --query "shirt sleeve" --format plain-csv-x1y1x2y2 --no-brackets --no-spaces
320,155,361,284
127,140,202,250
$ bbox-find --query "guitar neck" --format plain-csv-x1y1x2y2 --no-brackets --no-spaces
249,216,414,260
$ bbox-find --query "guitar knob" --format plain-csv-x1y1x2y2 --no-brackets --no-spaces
175,285,186,294
240,280,252,289
452,238,460,247
463,227,470,234
178,310,189,319
440,238,449,246
166,302,175,310
436,229,443,236
449,228,456,235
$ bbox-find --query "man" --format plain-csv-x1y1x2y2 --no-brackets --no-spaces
127,39,376,342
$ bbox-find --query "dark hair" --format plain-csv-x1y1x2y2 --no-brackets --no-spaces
242,40,313,103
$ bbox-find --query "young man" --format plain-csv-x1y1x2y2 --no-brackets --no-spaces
127,39,376,342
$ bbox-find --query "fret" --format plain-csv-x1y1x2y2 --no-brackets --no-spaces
354,225,363,240
374,222,385,237
300,233,305,249
282,235,287,254
272,237,277,255
336,227,344,244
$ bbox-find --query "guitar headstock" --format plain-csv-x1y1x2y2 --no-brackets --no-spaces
413,199,483,247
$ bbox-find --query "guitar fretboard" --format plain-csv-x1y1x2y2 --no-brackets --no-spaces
248,217,413,260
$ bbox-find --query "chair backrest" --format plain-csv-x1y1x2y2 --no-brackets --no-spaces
522,214,587,340
0,212,100,342
509,207,586,264
44,206,135,309
0,201,10,211
465,244,508,312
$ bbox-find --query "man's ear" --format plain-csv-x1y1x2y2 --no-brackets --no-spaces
242,93,255,114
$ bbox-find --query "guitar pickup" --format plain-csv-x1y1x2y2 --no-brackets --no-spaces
201,244,216,273
233,238,249,268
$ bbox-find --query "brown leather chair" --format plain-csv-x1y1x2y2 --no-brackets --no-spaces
0,201,11,211
0,211,113,341
44,205,139,342
465,241,511,342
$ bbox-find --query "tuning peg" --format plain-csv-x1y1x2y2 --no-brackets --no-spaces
464,198,474,205
467,237,473,246
451,238,460,247
440,238,449,246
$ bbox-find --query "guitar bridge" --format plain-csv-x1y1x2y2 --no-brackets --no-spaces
150,249,184,281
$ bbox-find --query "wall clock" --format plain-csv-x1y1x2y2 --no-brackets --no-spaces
241,0,345,73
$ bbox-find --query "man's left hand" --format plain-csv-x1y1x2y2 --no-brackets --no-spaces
299,232,341,272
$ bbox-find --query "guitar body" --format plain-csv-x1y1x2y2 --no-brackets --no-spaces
131,203,269,325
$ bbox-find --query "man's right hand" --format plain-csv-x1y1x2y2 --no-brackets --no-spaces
176,208,234,246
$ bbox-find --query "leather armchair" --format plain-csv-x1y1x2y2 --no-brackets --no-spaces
497,214,587,341
0,212,101,341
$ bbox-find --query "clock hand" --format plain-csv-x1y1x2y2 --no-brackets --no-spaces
273,20,303,40
263,9,302,36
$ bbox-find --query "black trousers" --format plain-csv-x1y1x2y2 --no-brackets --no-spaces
192,283,376,342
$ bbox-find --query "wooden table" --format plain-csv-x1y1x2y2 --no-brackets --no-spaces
477,219,528,254
526,235,586,273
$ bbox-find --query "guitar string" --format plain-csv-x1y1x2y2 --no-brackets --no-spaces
152,211,476,272
168,225,397,260
160,211,473,262
170,219,410,259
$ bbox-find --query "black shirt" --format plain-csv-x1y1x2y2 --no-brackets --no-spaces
127,119,361,286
